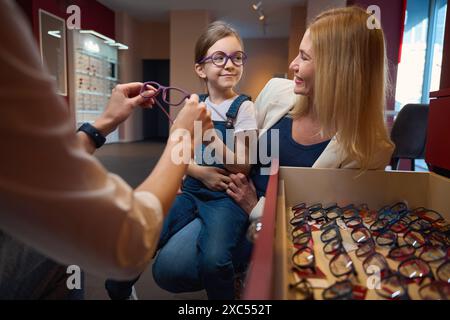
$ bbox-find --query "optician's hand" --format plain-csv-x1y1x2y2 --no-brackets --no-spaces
94,82,156,136
227,173,259,215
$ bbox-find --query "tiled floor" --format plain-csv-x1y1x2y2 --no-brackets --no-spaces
86,140,207,300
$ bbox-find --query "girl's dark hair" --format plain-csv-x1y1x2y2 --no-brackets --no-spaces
195,21,244,63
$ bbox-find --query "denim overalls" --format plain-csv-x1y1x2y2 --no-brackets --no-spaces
157,94,252,300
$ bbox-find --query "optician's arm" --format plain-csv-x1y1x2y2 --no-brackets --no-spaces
0,1,211,280
77,82,156,154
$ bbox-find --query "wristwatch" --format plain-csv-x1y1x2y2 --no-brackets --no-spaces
77,122,106,148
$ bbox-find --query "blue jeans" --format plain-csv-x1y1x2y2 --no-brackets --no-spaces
105,176,252,300
155,176,250,300
153,218,253,299
106,176,252,300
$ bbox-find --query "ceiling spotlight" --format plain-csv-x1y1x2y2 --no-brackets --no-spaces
252,1,262,11
259,13,265,21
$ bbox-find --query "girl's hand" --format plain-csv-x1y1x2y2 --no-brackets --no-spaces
170,95,213,158
197,167,231,191
170,94,212,137
227,173,258,215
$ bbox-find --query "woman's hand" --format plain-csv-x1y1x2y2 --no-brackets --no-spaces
196,167,231,191
94,82,156,136
227,173,258,215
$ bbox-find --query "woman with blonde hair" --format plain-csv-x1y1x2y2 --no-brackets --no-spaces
228,6,395,217
152,6,394,298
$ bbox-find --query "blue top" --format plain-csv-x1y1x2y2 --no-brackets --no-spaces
251,116,331,197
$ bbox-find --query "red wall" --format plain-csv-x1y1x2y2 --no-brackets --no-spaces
17,0,115,43
15,0,115,105
347,0,405,111
440,3,450,90
16,0,33,24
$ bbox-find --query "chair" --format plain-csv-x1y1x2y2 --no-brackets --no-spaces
390,104,429,171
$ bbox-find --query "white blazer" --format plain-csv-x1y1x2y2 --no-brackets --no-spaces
255,78,394,169
249,78,395,220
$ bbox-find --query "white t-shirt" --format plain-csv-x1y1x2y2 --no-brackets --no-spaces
204,96,258,134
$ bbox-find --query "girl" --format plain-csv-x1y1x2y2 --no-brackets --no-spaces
105,21,255,301
154,21,258,300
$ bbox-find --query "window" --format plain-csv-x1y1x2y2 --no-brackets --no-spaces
426,0,447,94
395,0,447,110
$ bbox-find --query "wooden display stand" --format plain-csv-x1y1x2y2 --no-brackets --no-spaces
243,164,450,300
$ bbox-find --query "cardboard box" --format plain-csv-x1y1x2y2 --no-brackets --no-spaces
244,166,450,300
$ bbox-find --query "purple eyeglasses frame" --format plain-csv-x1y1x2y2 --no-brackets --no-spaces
196,50,247,67
140,81,191,124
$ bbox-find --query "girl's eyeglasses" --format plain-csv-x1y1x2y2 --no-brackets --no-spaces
197,51,247,68
140,81,191,124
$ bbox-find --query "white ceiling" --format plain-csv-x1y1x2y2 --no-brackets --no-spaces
98,0,307,38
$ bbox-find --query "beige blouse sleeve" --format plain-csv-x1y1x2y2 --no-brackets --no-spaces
0,1,163,280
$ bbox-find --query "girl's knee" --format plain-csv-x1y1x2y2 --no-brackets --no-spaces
152,251,202,293
151,258,182,293
200,251,233,276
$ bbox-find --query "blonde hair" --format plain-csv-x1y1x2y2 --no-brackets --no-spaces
291,6,394,170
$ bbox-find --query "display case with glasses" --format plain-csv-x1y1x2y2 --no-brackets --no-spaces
69,30,119,143
243,165,450,300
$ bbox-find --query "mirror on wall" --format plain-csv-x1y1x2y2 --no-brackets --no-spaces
39,9,67,96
